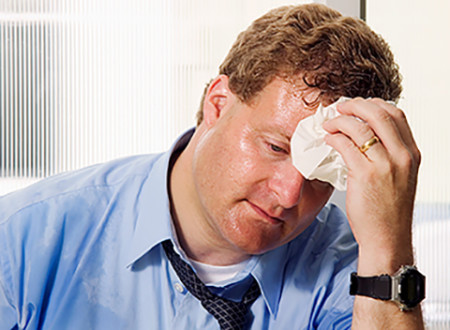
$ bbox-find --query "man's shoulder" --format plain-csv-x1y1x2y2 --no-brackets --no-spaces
0,153,164,223
258,204,356,328
286,203,357,267
314,203,356,252
260,203,356,282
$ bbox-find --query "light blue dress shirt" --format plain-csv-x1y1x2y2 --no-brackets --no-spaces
0,130,358,329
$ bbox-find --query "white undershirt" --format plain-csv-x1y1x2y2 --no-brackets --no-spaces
170,232,249,285
170,217,250,285
188,257,250,286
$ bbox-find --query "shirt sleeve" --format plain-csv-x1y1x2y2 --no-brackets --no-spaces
311,257,355,330
316,308,352,329
0,226,18,329
309,204,357,329
0,286,17,329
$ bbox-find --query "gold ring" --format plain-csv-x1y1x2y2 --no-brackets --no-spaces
359,136,380,153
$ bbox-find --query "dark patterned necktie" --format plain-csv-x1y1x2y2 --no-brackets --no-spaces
162,240,261,330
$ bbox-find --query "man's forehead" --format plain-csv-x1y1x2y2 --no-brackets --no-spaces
259,110,317,141
241,76,338,141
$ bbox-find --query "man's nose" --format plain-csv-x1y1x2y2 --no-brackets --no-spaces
268,163,305,209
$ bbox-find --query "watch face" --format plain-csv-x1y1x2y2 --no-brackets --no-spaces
399,268,426,308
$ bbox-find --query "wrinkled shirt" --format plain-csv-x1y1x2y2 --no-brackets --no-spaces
0,130,358,329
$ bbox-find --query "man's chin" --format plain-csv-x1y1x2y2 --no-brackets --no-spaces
230,233,283,256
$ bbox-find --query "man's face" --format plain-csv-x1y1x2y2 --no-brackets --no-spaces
192,77,334,256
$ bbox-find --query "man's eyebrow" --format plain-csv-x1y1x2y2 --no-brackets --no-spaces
281,131,291,141
270,127,291,142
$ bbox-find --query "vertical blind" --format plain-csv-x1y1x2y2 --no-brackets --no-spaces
1,0,198,183
1,0,310,194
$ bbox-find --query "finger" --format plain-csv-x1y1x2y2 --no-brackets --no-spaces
323,114,388,161
323,132,369,173
368,98,421,163
337,98,407,157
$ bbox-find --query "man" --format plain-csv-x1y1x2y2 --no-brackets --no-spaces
0,4,424,329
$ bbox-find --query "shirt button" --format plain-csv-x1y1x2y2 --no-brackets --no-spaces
174,282,185,293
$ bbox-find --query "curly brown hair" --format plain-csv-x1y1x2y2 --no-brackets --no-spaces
196,3,402,125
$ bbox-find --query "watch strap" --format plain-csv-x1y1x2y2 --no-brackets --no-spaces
350,272,391,300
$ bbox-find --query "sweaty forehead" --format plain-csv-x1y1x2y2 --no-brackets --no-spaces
249,77,322,138
274,77,321,112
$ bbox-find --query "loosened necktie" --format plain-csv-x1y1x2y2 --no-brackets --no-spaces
162,240,261,330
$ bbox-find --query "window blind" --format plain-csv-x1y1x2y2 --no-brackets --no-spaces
0,0,310,195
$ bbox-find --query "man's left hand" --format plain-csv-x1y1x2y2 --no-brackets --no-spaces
322,97,421,274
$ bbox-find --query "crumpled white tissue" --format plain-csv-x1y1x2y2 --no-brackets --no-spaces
291,97,349,191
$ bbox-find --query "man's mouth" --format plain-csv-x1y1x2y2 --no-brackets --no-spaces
247,201,283,225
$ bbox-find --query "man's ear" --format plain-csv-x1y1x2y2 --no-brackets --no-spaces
202,75,234,127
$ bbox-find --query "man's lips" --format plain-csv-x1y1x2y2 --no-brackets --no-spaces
247,201,283,225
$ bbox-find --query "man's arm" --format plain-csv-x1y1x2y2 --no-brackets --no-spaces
0,226,18,329
323,97,424,329
0,283,17,329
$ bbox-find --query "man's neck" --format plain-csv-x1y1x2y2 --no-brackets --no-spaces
168,130,251,266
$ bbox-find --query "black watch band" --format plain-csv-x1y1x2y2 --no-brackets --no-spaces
350,272,391,300
349,266,426,311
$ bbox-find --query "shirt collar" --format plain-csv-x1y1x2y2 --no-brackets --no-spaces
126,128,195,268
251,244,288,318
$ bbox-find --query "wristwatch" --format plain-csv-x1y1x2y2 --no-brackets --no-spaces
350,265,425,311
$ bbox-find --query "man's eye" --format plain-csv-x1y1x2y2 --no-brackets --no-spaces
270,144,284,153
